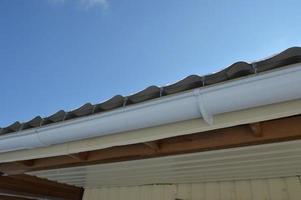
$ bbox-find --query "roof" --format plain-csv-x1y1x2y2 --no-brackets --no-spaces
1,47,301,136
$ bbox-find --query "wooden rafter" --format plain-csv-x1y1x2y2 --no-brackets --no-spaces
18,160,35,167
0,195,35,200
0,115,301,175
0,174,83,200
144,141,160,152
68,152,90,161
249,122,263,137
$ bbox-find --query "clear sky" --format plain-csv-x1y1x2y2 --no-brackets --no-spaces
1,0,301,127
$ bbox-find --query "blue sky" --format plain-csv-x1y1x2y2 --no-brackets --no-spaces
1,0,301,127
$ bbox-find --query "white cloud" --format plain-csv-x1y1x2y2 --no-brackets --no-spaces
48,0,66,4
80,0,109,9
48,0,109,10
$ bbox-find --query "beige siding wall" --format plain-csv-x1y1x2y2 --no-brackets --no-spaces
83,176,301,200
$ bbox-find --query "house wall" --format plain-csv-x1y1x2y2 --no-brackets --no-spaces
82,176,301,200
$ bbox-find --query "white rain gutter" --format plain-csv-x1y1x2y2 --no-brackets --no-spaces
0,64,301,153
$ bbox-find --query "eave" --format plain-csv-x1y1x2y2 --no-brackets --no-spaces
0,99,300,164
1,113,301,176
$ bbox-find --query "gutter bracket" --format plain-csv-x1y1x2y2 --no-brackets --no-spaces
193,89,214,125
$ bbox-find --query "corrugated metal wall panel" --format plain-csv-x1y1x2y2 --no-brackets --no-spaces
83,176,301,200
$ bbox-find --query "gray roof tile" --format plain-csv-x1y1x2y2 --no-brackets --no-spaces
128,86,161,104
256,47,301,72
1,47,301,135
164,75,203,95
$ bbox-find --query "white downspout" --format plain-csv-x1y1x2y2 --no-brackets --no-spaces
193,89,213,125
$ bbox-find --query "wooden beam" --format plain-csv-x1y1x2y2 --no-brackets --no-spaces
144,141,160,152
249,122,263,137
0,194,35,200
68,152,89,161
18,160,35,167
0,174,83,200
1,115,301,175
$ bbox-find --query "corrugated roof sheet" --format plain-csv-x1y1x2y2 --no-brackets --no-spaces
1,47,301,135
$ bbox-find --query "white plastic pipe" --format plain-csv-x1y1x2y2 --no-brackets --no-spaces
0,64,301,153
